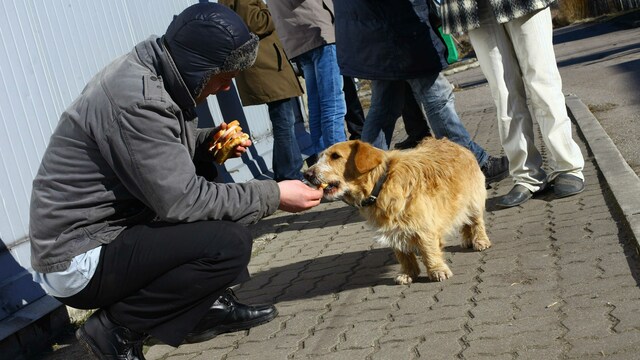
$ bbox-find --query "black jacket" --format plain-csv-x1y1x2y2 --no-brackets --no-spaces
334,0,448,80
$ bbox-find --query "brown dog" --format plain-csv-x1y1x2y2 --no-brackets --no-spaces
304,139,491,283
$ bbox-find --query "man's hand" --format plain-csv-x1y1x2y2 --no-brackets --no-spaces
229,131,252,158
278,180,323,212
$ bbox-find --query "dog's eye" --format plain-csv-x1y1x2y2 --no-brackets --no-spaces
330,152,341,160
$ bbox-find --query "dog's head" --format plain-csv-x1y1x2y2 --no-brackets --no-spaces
304,140,385,204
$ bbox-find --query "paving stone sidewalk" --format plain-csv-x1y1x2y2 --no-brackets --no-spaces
144,83,640,359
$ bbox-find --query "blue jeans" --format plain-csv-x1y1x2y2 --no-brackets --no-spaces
363,74,489,165
361,80,407,150
267,98,304,181
294,45,347,153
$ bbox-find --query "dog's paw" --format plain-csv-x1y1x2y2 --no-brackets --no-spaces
473,239,492,251
428,266,453,282
395,274,414,285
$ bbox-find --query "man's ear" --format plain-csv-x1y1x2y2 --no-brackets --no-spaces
353,140,383,174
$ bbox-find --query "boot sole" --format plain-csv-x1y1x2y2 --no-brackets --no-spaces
184,308,279,344
554,186,585,198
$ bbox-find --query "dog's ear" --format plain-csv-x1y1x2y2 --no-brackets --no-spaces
353,140,383,174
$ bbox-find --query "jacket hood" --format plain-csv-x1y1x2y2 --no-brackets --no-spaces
162,3,259,99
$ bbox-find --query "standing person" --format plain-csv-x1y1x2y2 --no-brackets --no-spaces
334,0,509,185
440,0,585,207
219,0,306,181
268,0,347,154
28,4,323,359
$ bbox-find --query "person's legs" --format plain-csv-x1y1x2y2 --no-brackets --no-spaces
61,220,263,347
295,52,325,154
267,98,304,181
469,0,546,192
505,7,584,183
343,75,365,140
309,44,347,148
407,73,489,166
396,81,431,149
362,79,405,150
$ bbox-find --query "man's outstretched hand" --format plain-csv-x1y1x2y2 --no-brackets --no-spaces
277,180,324,212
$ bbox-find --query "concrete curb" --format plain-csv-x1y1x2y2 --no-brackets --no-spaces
566,94,640,253
443,58,480,76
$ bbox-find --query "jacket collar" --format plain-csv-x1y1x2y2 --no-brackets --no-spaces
135,36,197,113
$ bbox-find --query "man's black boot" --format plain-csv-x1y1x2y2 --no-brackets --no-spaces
184,288,278,344
76,310,147,360
394,135,429,150
481,155,509,187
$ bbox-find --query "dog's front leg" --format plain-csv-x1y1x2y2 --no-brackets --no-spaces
416,233,453,282
393,249,420,285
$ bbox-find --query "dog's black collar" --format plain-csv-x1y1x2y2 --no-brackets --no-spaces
360,168,388,207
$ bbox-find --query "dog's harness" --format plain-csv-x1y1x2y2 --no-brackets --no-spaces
360,168,388,207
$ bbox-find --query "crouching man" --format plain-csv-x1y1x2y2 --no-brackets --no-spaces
29,3,323,359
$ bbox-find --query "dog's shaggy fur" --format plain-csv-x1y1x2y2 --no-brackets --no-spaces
304,139,491,284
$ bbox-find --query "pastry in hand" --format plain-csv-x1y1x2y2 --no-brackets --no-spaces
208,120,250,164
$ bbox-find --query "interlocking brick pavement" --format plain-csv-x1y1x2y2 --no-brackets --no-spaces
144,82,640,359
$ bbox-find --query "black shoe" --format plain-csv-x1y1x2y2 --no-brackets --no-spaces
496,185,533,208
553,174,584,198
76,310,147,360
481,156,509,186
394,135,429,150
184,288,278,344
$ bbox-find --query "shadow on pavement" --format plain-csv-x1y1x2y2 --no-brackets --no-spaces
556,42,640,68
249,204,365,239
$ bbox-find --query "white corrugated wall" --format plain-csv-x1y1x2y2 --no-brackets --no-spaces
0,0,286,340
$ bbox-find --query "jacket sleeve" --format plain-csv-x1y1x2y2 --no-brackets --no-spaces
101,100,280,225
193,126,216,164
235,0,276,38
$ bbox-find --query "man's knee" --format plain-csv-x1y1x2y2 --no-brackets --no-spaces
203,222,253,266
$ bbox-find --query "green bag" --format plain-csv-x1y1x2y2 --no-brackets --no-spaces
438,27,459,64
428,0,458,64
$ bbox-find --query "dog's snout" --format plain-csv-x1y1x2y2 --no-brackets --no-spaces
303,168,315,182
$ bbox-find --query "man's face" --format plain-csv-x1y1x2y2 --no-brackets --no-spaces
195,71,239,104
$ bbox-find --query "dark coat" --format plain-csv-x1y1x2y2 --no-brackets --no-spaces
334,0,448,80
219,0,303,106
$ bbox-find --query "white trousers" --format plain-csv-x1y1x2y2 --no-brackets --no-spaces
468,1,584,192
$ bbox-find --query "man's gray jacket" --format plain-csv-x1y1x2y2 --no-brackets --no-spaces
30,36,280,273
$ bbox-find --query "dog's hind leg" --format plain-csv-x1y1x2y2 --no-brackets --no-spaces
461,208,491,251
416,232,452,282
393,249,420,285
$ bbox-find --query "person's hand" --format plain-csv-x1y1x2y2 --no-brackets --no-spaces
228,130,252,158
278,180,324,212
